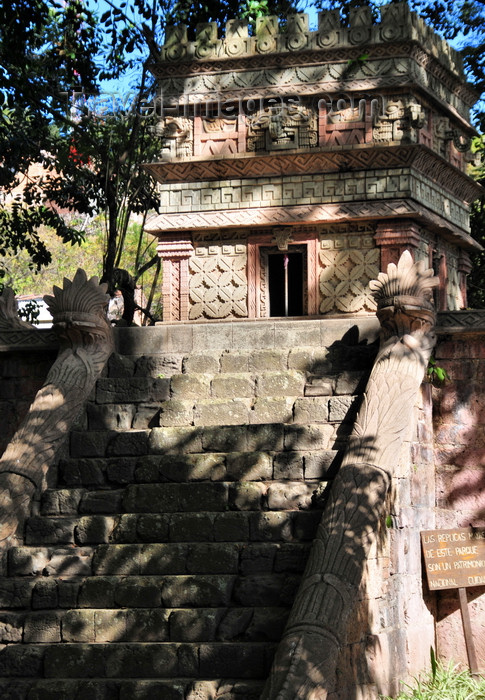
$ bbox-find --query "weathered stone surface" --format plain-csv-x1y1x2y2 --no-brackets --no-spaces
256,371,305,398
32,580,58,610
213,512,250,542
149,427,203,454
170,608,221,642
198,643,268,678
0,612,24,643
158,399,195,427
161,575,233,607
119,680,185,700
250,512,294,542
201,425,247,452
249,350,287,372
194,399,251,426
115,579,162,608
293,396,329,423
62,609,95,642
134,354,183,378
123,483,229,513
87,404,136,431
58,459,106,487
25,517,75,545
131,405,160,430
225,452,272,481
170,373,211,399
108,354,135,378
79,490,123,515
328,394,361,422
70,432,111,458
228,482,267,511
284,424,334,451
106,431,149,457
220,350,250,373
75,516,116,545
211,373,255,399
250,398,294,425
273,453,303,480
304,450,339,479
247,424,284,451
182,353,220,374
266,482,314,511
137,514,170,542
335,370,368,396
0,644,45,677
96,377,170,404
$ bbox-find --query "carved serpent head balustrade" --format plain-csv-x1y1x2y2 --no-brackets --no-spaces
0,270,113,545
261,251,439,700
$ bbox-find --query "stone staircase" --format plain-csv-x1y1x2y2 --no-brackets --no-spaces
0,319,378,700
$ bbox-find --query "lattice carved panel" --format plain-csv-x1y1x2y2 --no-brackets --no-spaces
319,240,379,313
189,251,248,319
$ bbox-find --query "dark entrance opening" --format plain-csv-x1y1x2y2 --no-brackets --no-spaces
268,252,304,317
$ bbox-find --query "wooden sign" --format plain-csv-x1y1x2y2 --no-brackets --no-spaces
421,527,485,591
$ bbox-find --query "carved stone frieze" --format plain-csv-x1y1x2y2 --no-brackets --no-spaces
436,309,485,331
152,167,473,235
157,6,465,87
144,147,481,205
262,251,439,699
189,251,248,319
152,117,193,160
147,197,478,254
0,270,113,545
373,99,426,144
319,244,379,314
247,103,317,152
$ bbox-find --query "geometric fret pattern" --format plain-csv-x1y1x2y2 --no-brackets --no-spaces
189,253,248,319
319,247,380,313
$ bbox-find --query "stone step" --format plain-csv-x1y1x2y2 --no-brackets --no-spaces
2,606,288,644
0,677,265,700
25,510,321,546
0,642,275,679
8,542,311,578
106,344,340,379
68,420,355,460
58,447,339,487
88,376,363,430
39,480,319,517
0,574,300,610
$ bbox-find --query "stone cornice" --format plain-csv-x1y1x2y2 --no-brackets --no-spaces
152,41,476,111
143,145,483,204
145,197,481,252
155,6,466,83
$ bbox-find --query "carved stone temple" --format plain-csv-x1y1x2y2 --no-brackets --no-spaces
0,4,485,700
144,2,481,322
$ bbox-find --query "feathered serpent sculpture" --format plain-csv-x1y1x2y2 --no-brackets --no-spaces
262,251,439,700
0,270,113,545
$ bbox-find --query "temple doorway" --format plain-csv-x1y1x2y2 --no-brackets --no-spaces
265,247,306,317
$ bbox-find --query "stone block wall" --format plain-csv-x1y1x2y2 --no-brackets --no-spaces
432,313,485,671
0,332,57,457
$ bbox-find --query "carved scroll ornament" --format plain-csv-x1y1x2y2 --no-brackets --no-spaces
0,270,114,545
261,251,438,700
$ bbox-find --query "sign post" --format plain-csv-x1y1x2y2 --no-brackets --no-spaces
421,527,485,676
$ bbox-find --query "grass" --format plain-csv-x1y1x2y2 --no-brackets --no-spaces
381,661,485,699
